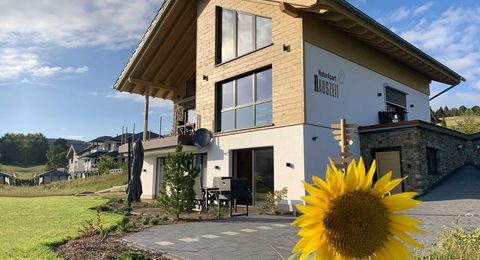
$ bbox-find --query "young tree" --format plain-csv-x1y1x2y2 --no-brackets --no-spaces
472,105,480,115
46,138,69,170
159,144,199,219
97,156,117,175
459,105,467,115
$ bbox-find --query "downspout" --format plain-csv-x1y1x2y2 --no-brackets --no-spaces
429,77,466,101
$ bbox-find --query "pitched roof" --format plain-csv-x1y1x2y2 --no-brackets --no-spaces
0,172,11,177
79,150,108,159
37,170,69,177
89,136,113,143
110,131,160,142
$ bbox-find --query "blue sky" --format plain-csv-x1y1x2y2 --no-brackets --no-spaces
0,1,478,141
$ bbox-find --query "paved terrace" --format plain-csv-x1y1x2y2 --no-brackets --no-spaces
122,165,480,259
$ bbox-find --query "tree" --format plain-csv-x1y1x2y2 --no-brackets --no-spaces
459,105,467,115
46,138,69,170
97,156,123,175
158,144,199,219
435,107,445,118
472,106,480,115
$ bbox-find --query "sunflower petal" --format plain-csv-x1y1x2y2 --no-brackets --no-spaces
345,160,359,192
304,182,326,199
390,226,423,248
383,194,421,212
371,171,392,196
389,214,422,227
363,159,377,190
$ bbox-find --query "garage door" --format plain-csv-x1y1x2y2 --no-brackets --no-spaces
375,150,402,194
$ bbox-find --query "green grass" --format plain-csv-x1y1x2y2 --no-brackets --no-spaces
442,116,480,127
0,173,127,197
0,196,122,259
0,164,46,179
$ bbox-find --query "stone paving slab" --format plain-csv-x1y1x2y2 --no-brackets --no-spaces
122,215,298,260
122,166,480,259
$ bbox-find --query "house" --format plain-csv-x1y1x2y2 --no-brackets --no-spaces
66,143,91,174
37,170,69,185
0,172,11,185
113,0,464,209
67,132,159,176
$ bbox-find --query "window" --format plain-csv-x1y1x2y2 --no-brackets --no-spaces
217,68,272,132
385,87,407,113
217,7,272,63
427,148,438,175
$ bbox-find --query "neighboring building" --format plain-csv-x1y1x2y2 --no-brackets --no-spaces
37,170,69,185
0,172,11,185
67,132,159,176
114,0,463,209
67,143,91,174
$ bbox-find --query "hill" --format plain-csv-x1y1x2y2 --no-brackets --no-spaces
47,138,86,147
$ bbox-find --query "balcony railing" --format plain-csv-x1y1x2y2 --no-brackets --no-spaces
378,111,407,124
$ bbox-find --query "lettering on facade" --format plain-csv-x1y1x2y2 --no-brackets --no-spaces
313,69,344,98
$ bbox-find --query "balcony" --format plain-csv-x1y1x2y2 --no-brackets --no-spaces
119,133,195,155
378,111,407,124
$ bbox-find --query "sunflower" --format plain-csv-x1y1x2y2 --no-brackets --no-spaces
292,158,423,259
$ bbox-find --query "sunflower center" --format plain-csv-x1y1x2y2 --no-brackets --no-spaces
323,190,389,258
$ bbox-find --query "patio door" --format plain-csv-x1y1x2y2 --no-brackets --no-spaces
233,147,274,206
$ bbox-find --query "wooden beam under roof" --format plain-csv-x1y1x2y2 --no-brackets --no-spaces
128,78,177,95
153,17,196,83
164,43,196,86
141,0,195,80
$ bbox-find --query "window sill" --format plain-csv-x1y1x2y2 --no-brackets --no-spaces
214,124,275,136
215,43,274,68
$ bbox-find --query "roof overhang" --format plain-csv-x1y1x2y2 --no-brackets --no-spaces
287,0,464,85
114,0,197,100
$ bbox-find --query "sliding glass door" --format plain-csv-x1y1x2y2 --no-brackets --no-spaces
233,147,274,206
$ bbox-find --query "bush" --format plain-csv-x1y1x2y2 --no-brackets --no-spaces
117,250,148,260
142,216,151,225
117,217,135,233
419,226,480,259
158,145,199,219
261,187,288,214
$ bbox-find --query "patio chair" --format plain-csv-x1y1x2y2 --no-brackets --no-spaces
193,175,205,213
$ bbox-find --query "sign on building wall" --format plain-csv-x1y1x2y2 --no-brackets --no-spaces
304,41,429,128
313,69,344,98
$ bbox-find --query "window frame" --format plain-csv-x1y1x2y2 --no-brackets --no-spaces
215,7,272,65
216,67,273,132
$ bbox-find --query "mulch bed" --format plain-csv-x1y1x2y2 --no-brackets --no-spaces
53,196,229,260
56,232,167,260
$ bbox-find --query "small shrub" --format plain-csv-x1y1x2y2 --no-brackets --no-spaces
151,218,159,225
142,216,151,225
261,187,288,214
78,209,105,238
122,204,132,215
419,226,480,259
117,250,148,260
161,216,169,222
95,204,111,212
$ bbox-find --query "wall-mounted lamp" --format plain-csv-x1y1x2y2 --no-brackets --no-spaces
143,169,147,172
203,75,208,81
214,165,221,170
312,136,318,141
410,104,414,108
283,44,290,52
286,162,294,168
377,93,382,97
457,144,464,151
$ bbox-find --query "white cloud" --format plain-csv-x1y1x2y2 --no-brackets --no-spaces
399,6,480,96
413,2,433,15
105,91,173,109
382,2,434,23
0,48,89,81
0,0,164,50
92,92,98,96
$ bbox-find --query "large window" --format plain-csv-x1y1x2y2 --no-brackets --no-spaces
217,68,272,132
217,7,272,63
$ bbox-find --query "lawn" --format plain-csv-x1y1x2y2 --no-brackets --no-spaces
0,196,122,259
0,173,127,197
0,164,46,179
442,116,480,127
